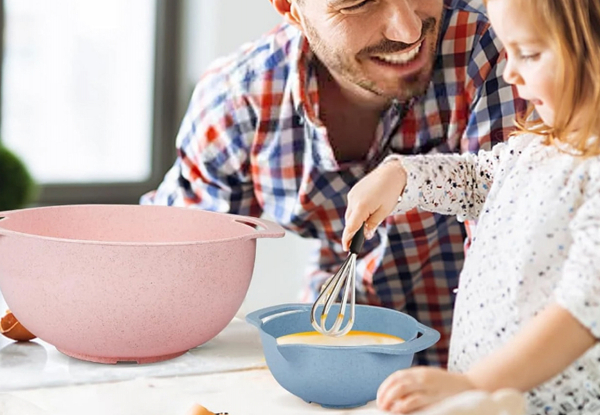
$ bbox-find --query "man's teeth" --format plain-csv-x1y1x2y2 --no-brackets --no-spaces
375,44,421,64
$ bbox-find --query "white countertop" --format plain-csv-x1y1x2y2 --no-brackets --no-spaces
1,368,383,415
0,318,266,392
0,297,520,415
0,314,383,415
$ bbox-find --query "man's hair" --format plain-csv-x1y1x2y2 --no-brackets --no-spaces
487,0,600,157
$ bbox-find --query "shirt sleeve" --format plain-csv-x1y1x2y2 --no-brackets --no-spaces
140,62,262,217
390,135,530,222
555,164,600,339
461,20,526,153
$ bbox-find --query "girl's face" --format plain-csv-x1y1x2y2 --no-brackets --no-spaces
487,0,559,126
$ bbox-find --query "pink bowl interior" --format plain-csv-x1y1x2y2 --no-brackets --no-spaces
0,205,259,243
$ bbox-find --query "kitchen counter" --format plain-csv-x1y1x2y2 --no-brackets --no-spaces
0,318,266,392
0,316,382,415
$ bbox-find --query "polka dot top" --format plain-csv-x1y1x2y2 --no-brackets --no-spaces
391,133,600,414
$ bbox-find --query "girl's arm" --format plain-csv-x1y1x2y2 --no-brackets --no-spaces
343,135,532,249
377,174,600,414
472,173,600,390
377,303,597,414
391,141,506,222
467,303,596,392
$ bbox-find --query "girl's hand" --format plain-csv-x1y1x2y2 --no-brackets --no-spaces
342,159,407,251
377,367,476,414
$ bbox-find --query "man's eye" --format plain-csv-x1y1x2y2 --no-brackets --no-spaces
342,0,374,13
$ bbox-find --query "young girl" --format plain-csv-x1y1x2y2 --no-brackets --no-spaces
342,0,600,414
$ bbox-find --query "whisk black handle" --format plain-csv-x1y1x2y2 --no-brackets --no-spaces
349,223,366,254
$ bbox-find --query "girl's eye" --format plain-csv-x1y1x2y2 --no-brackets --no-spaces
342,0,374,13
519,53,541,62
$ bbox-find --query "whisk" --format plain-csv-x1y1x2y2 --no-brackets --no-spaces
310,224,365,337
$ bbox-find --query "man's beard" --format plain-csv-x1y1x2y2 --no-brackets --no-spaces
305,17,439,103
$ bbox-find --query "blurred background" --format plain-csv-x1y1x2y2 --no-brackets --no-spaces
0,0,316,315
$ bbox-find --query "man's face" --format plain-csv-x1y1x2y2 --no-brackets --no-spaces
294,0,444,102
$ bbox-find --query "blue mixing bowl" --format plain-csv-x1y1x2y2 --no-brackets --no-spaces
246,303,440,409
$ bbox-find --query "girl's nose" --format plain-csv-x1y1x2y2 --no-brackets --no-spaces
383,0,422,45
502,53,523,85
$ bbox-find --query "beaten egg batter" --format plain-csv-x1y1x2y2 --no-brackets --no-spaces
277,331,404,346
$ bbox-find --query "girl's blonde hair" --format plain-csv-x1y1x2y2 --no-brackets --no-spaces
487,0,600,157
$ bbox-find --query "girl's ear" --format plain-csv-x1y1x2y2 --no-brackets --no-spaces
269,0,304,30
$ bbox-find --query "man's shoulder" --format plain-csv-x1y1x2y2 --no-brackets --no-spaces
198,22,302,94
444,0,487,17
441,0,491,35
438,0,500,60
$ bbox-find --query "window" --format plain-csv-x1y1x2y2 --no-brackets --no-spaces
0,0,181,204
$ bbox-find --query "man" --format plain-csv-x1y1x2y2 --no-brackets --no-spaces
141,0,524,366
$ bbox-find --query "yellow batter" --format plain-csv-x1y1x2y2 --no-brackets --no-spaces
277,330,404,346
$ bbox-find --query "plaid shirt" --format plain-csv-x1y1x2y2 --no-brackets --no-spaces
142,0,524,366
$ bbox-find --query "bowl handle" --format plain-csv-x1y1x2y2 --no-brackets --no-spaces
231,216,285,240
0,212,8,234
361,322,441,356
246,303,311,329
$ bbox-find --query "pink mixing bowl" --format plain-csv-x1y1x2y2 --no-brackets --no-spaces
0,204,284,364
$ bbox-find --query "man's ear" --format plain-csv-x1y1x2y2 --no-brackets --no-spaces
269,0,303,30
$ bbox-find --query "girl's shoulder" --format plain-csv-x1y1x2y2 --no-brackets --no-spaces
491,132,541,162
583,152,600,196
505,132,543,150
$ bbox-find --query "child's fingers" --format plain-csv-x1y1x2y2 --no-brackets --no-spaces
342,206,353,251
344,205,353,222
379,383,419,411
342,207,371,251
378,371,404,401
364,205,392,235
391,393,430,414
341,223,358,252
377,371,423,410
363,223,376,240
389,400,407,414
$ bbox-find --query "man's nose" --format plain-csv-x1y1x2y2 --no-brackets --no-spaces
382,0,422,45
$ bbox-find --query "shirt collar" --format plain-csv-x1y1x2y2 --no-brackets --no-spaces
289,29,323,128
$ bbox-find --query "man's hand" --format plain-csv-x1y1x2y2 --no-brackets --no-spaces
342,159,407,251
377,367,476,414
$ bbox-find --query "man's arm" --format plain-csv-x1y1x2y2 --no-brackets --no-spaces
141,65,262,217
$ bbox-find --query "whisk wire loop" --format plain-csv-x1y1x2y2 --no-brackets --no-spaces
310,225,364,337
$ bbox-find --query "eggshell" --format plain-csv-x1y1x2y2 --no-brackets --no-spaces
186,404,218,415
0,310,37,342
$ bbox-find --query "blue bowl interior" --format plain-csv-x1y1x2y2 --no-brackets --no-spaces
261,304,419,344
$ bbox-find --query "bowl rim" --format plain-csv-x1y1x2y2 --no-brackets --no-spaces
248,303,440,355
0,204,283,247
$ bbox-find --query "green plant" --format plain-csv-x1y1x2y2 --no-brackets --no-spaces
0,145,37,211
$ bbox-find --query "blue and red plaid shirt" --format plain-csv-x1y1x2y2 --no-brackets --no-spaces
142,0,525,366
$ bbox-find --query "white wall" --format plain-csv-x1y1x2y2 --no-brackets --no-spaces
181,0,283,94
181,0,316,316
0,2,314,318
